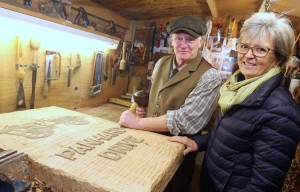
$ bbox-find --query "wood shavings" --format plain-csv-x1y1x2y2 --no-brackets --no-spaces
28,178,54,192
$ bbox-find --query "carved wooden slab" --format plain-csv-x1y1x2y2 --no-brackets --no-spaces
0,106,184,192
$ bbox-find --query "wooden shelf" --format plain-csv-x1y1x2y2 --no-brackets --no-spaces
0,0,121,42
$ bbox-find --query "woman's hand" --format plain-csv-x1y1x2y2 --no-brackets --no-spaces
168,136,198,156
292,81,300,105
136,106,147,118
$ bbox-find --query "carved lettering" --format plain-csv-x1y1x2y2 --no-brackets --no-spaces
125,135,144,143
69,142,94,155
94,133,112,141
55,128,143,162
117,140,138,148
115,141,135,149
98,136,144,161
55,149,76,161
83,138,104,146
98,151,121,161
107,144,132,155
103,128,126,136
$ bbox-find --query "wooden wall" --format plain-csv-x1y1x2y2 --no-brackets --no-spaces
0,0,133,114
2,1,298,114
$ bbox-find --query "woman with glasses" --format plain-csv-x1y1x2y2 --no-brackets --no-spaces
169,12,300,192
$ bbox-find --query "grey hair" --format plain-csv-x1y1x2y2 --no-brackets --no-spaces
239,12,295,66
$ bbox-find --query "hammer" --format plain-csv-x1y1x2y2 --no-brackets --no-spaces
129,90,149,112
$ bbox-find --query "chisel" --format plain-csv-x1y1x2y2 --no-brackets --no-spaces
16,36,26,110
29,38,40,109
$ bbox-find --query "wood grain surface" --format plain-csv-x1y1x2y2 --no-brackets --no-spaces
0,106,184,192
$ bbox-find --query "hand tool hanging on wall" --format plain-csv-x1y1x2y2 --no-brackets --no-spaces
75,54,82,69
90,52,104,96
164,22,170,47
62,0,72,22
115,41,122,65
74,7,96,30
67,53,81,88
38,0,70,20
150,22,157,59
43,52,52,97
67,55,72,87
104,20,118,37
127,43,135,93
16,36,27,110
119,41,127,70
225,17,236,47
29,38,40,109
226,18,236,38
156,24,163,48
202,20,213,63
128,42,134,64
24,0,32,7
110,53,116,86
104,54,109,81
42,51,61,98
215,18,223,42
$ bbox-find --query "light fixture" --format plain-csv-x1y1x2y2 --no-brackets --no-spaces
0,6,119,52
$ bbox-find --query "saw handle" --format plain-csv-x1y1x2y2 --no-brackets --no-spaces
16,36,25,81
16,36,27,109
16,36,23,66
30,38,40,109
30,38,40,65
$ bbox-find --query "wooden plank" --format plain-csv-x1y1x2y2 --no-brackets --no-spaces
206,0,218,19
120,94,132,100
0,107,184,192
77,103,127,123
109,98,132,107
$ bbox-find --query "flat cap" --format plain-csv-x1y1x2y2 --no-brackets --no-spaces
166,16,207,38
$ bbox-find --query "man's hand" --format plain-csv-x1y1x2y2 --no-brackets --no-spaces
168,136,198,156
119,112,168,132
136,106,147,118
118,110,139,129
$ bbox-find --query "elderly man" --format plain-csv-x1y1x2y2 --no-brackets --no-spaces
119,16,221,191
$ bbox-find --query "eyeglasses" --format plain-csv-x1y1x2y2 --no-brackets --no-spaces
173,36,196,44
236,43,275,57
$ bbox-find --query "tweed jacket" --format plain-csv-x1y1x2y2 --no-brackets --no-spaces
147,54,211,118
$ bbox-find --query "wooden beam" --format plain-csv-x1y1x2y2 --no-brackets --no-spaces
258,0,266,13
206,0,218,19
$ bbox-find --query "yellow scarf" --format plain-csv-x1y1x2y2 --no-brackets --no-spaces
218,67,281,115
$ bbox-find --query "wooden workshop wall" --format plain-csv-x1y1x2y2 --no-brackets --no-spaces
0,0,134,114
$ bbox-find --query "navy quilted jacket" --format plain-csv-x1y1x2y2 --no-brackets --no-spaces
194,74,300,192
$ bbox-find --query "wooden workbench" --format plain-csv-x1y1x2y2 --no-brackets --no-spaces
0,106,184,192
